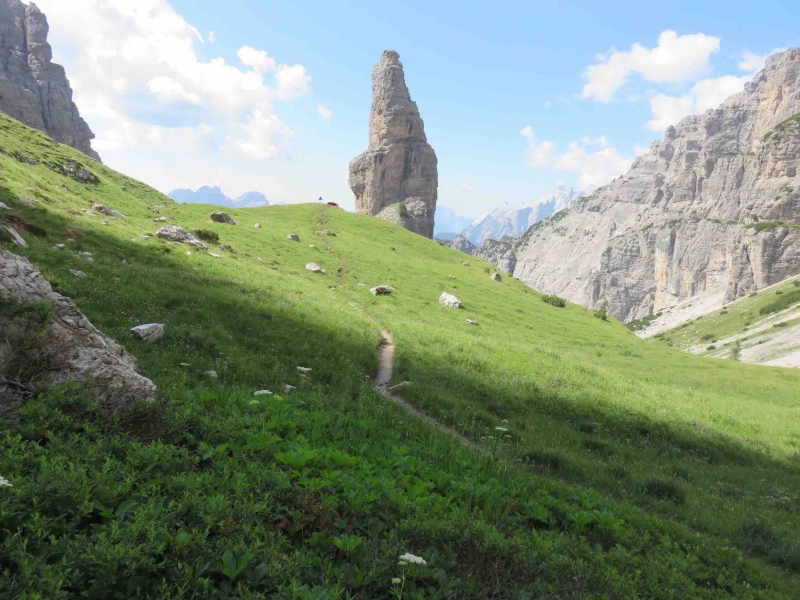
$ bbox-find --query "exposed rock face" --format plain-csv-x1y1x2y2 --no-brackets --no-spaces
0,249,156,411
349,50,438,238
0,0,99,160
155,225,207,250
210,211,237,225
450,234,477,256
482,49,800,322
439,292,462,309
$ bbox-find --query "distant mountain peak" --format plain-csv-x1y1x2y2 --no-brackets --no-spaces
168,187,270,208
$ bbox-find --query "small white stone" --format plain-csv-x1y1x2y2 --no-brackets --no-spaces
203,370,218,378
283,384,296,393
254,223,262,228
70,269,86,278
101,220,109,225
305,262,325,274
54,243,65,249
439,292,462,309
297,367,312,373
254,390,273,396
130,323,165,342
209,252,221,258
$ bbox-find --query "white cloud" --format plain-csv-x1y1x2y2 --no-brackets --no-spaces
276,64,311,100
237,46,275,73
634,145,650,157
35,0,309,163
460,183,475,191
582,30,720,102
208,31,215,44
146,76,201,103
521,127,633,191
737,49,786,73
316,104,333,120
646,74,749,131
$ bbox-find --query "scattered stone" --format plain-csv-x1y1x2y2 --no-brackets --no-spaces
209,252,222,259
185,252,192,256
210,211,237,225
448,275,455,279
70,269,86,278
319,230,337,237
130,323,165,342
358,283,366,287
287,233,300,242
91,203,125,218
156,225,207,250
0,202,10,210
439,292,462,309
66,238,75,243
79,251,92,258
254,223,262,228
17,194,35,207
2,226,26,247
309,244,316,248
349,50,438,238
491,273,502,282
462,262,470,267
101,220,109,225
218,244,235,253
297,367,312,373
154,216,167,222
203,370,218,378
54,243,65,249
254,390,273,396
283,384,296,393
48,160,100,184
0,250,156,411
466,318,478,325
305,262,326,274
370,285,395,296
83,210,97,217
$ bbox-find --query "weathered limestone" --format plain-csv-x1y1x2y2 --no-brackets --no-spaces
0,249,156,411
0,0,100,160
481,48,800,322
349,50,438,238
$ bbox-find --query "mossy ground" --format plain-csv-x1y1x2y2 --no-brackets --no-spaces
2,113,800,597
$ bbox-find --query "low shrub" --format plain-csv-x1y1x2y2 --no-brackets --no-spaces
194,229,220,243
542,294,567,308
759,289,800,315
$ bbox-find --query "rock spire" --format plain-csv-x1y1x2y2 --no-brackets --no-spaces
0,0,100,160
349,50,438,238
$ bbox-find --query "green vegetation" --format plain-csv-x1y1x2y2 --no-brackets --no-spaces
625,311,662,331
193,228,220,244
3,114,800,596
541,294,567,308
594,299,609,321
747,221,799,233
760,289,800,315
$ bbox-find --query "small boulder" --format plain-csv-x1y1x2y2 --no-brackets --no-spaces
254,223,262,228
70,269,86,278
305,262,325,274
154,216,167,222
370,285,395,296
210,211,237,225
462,262,470,267
466,318,478,325
297,366,312,373
287,233,300,242
491,273,502,282
130,323,165,342
17,194,35,207
218,244,235,253
203,370,218,378
1,226,26,247
209,252,222,259
283,384,297,393
91,203,125,219
439,292,462,309
0,202,10,210
156,225,207,250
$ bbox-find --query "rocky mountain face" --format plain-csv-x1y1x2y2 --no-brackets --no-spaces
462,186,578,245
168,186,270,208
349,50,438,238
0,0,99,160
481,49,800,322
433,206,473,240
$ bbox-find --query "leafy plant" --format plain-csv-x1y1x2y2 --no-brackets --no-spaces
194,228,220,243
542,294,567,308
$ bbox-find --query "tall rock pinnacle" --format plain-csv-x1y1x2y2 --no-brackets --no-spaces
349,50,438,238
0,0,100,160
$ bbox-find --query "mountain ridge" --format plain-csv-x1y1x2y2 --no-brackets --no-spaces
168,185,270,208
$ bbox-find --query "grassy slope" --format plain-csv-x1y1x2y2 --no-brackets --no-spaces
2,113,800,596
655,276,800,356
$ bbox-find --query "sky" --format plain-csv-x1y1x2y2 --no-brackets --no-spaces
36,0,800,219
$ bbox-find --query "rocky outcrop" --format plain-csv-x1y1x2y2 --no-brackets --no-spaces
210,211,237,225
0,249,156,411
155,225,207,250
349,50,438,238
0,0,99,160
483,49,800,322
450,234,477,256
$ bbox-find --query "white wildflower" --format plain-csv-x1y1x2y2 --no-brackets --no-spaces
297,367,312,373
249,400,259,405
495,426,508,432
398,552,426,565
254,390,273,396
0,475,12,488
391,577,401,584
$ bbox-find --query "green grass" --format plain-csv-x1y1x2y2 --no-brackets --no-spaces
3,113,800,596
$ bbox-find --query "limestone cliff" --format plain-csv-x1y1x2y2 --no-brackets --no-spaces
481,48,800,322
349,50,438,238
0,0,99,160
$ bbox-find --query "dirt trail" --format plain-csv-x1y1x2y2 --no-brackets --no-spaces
375,329,479,451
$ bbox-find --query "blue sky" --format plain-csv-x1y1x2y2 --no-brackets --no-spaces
38,0,799,218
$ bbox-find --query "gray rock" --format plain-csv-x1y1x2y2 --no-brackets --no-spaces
155,225,207,250
130,323,165,342
16,194,35,207
451,234,477,256
0,249,156,411
283,384,296,393
466,318,478,325
491,273,502,282
218,244,235,253
210,211,237,225
69,269,85,278
287,233,300,242
349,50,438,238
481,49,800,322
1,225,25,247
154,216,167,222
0,0,100,160
91,203,124,218
305,262,326,274
209,252,221,259
370,285,395,296
203,370,218,379
439,292,462,309
254,223,262,228
0,202,10,210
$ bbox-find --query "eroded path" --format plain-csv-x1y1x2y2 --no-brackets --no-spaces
375,329,479,451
